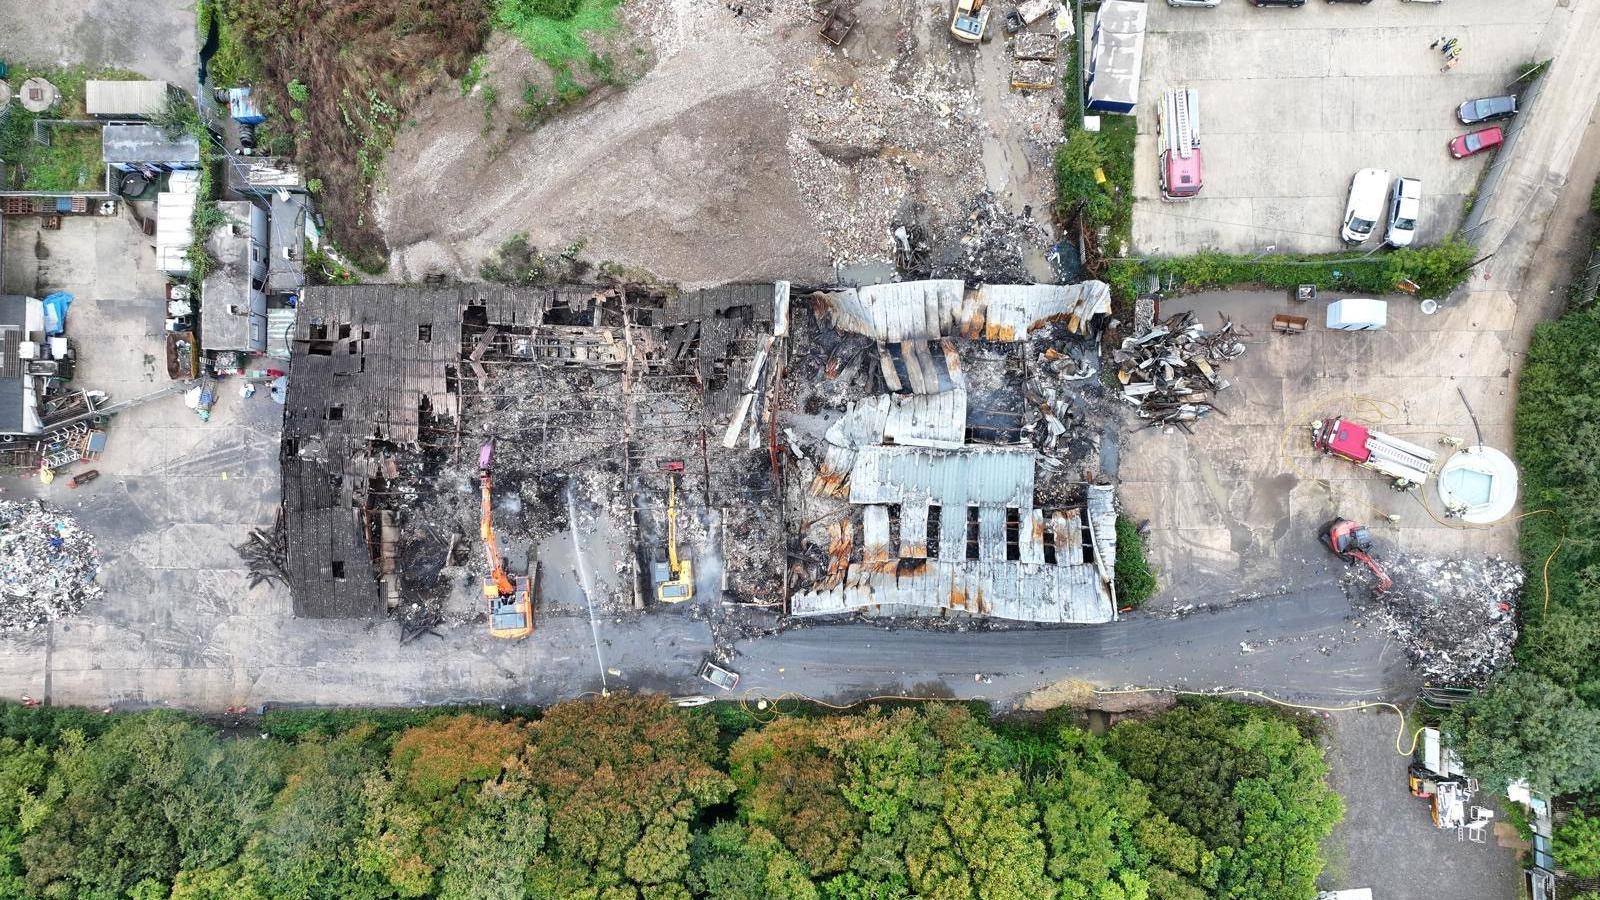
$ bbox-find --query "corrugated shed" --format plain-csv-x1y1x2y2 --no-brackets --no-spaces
848,445,1035,508
85,80,170,117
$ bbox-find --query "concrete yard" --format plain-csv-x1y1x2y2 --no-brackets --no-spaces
0,0,197,90
1319,708,1523,900
1117,288,1522,608
1133,0,1563,255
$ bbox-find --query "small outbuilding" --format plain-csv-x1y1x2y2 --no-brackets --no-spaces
85,80,174,119
1084,0,1146,115
200,201,269,353
102,124,201,171
0,295,46,437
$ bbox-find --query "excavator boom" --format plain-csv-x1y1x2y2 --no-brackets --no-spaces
478,439,530,638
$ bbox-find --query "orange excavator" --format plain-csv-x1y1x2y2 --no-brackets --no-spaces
479,440,533,639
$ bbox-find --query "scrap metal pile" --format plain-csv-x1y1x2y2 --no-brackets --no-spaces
1360,555,1522,685
1115,311,1246,432
0,498,104,630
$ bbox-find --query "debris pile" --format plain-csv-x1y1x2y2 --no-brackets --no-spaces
931,191,1052,285
1115,310,1246,432
0,498,104,629
1359,555,1522,685
234,513,288,590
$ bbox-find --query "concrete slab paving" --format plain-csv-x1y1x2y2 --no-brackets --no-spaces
1120,289,1521,608
1133,0,1560,255
0,0,198,90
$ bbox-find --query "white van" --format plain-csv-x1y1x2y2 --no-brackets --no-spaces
1341,168,1391,245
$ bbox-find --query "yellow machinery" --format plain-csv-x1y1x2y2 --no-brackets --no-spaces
653,461,694,603
479,440,533,639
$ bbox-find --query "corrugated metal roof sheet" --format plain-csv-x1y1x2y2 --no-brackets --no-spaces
848,445,1035,507
85,80,169,117
102,124,200,165
971,283,1111,339
812,280,1112,342
789,556,1115,623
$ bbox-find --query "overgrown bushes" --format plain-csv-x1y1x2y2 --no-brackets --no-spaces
1107,240,1479,303
1446,295,1600,798
0,696,1341,898
1114,516,1157,608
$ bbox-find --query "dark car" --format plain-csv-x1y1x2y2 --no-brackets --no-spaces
1254,0,1305,6
1449,127,1504,159
1457,95,1519,125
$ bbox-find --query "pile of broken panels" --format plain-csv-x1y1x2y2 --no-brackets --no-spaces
1114,310,1246,432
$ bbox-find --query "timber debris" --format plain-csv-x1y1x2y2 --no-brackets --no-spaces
1115,310,1246,432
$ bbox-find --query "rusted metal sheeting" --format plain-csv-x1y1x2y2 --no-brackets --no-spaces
789,558,1114,623
972,283,1112,339
848,445,1035,508
900,499,931,558
880,339,965,394
811,280,965,341
862,504,894,571
1086,482,1119,593
1020,508,1046,564
1051,510,1083,565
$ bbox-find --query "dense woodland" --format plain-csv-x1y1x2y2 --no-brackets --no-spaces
0,696,1341,900
1446,283,1600,877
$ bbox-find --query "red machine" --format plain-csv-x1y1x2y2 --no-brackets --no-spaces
1325,518,1392,592
1311,417,1438,488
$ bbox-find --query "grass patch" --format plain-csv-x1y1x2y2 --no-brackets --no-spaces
1106,239,1478,303
1114,516,1157,608
0,65,141,192
495,0,624,69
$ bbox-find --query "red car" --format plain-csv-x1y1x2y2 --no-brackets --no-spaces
1449,126,1503,159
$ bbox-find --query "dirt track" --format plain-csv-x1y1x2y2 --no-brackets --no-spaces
378,19,833,287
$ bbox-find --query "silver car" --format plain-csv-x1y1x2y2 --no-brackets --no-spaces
1168,0,1220,6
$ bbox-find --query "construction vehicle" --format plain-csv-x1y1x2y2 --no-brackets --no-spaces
653,460,695,603
1311,417,1438,489
479,440,534,639
1324,518,1392,592
950,0,990,43
1158,88,1204,200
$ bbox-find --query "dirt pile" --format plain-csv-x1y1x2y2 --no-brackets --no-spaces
0,498,104,629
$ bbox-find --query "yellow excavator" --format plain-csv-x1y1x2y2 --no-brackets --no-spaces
479,440,533,639
653,461,694,603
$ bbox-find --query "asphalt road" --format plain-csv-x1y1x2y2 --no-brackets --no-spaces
730,581,1413,706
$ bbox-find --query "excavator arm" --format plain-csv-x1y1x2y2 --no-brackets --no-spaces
479,441,514,598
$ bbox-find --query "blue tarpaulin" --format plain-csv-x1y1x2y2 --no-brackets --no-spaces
41,292,73,336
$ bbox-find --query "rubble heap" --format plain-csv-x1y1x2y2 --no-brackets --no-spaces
930,191,1053,285
1115,310,1246,432
0,498,104,629
1361,555,1522,686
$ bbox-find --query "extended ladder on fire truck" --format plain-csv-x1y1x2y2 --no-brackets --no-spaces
1164,88,1199,159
